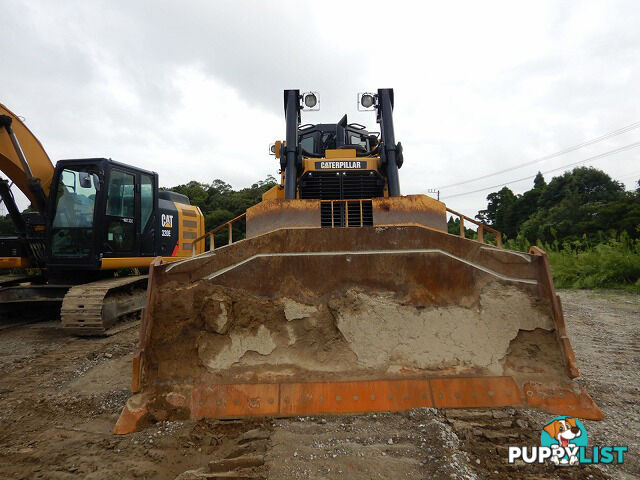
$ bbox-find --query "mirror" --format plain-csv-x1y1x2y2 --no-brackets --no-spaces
79,172,92,188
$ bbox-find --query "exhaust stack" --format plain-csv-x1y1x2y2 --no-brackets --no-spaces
377,89,401,197
283,89,301,200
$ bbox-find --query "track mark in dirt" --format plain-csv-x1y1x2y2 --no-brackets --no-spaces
559,290,640,478
443,408,609,479
266,410,475,479
0,289,637,479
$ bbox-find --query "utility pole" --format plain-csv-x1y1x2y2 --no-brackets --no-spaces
425,188,440,201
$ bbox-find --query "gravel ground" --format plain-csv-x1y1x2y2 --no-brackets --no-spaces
0,289,637,479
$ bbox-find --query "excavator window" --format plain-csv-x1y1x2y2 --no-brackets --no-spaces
140,174,153,234
105,170,136,253
106,170,135,218
51,167,99,257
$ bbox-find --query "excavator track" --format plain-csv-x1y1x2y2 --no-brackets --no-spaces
61,275,148,336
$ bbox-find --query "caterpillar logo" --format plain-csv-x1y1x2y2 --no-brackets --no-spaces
315,161,364,169
161,214,173,228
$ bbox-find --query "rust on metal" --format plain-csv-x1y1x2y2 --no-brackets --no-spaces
372,195,447,232
529,246,580,379
431,377,521,409
117,198,602,434
131,353,142,393
190,384,280,419
246,199,321,238
245,195,449,238
113,397,150,435
115,375,604,433
280,379,433,415
133,256,164,391
523,382,604,420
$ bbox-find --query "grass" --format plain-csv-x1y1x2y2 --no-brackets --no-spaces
505,232,640,293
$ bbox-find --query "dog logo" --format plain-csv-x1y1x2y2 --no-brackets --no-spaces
509,416,626,466
541,416,587,465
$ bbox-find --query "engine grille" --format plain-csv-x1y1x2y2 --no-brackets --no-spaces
321,200,373,227
299,170,384,200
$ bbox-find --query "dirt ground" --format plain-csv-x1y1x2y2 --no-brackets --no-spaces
0,289,637,480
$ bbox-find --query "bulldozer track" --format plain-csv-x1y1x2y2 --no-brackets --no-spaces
61,275,148,336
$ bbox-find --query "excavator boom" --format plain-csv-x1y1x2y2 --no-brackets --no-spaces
0,104,54,212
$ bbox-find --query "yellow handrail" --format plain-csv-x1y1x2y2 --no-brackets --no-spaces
187,204,501,256
446,207,502,248
189,212,246,256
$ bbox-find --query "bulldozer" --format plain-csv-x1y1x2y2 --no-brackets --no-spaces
115,89,603,433
0,103,205,333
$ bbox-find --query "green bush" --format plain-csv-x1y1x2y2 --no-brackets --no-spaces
545,233,640,292
503,232,640,292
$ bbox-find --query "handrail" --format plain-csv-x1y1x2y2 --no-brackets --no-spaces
189,212,246,256
446,207,502,248
187,205,501,256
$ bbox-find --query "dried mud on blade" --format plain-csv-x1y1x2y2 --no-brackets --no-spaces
115,227,602,434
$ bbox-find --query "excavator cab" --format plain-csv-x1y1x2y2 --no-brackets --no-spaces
46,158,159,271
1,103,205,332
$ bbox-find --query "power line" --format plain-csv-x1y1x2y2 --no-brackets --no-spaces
441,141,640,200
619,171,640,182
437,120,640,190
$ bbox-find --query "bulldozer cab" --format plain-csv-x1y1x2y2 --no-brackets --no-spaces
46,158,159,270
298,118,378,158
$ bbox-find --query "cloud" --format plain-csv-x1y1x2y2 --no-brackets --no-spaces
2,0,639,216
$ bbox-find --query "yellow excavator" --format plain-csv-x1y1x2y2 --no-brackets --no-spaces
0,103,204,333
115,89,603,434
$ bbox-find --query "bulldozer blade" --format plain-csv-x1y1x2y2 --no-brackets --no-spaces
115,224,602,434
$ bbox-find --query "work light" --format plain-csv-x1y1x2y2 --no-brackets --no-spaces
358,92,377,111
301,92,320,111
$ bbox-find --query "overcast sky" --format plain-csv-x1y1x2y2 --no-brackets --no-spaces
2,0,639,218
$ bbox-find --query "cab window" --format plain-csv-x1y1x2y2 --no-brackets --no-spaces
349,134,368,149
300,135,315,154
106,170,135,218
105,170,135,253
140,174,153,233
50,167,99,258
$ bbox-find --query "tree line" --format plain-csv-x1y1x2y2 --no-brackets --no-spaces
474,167,640,245
470,167,640,290
169,176,277,246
